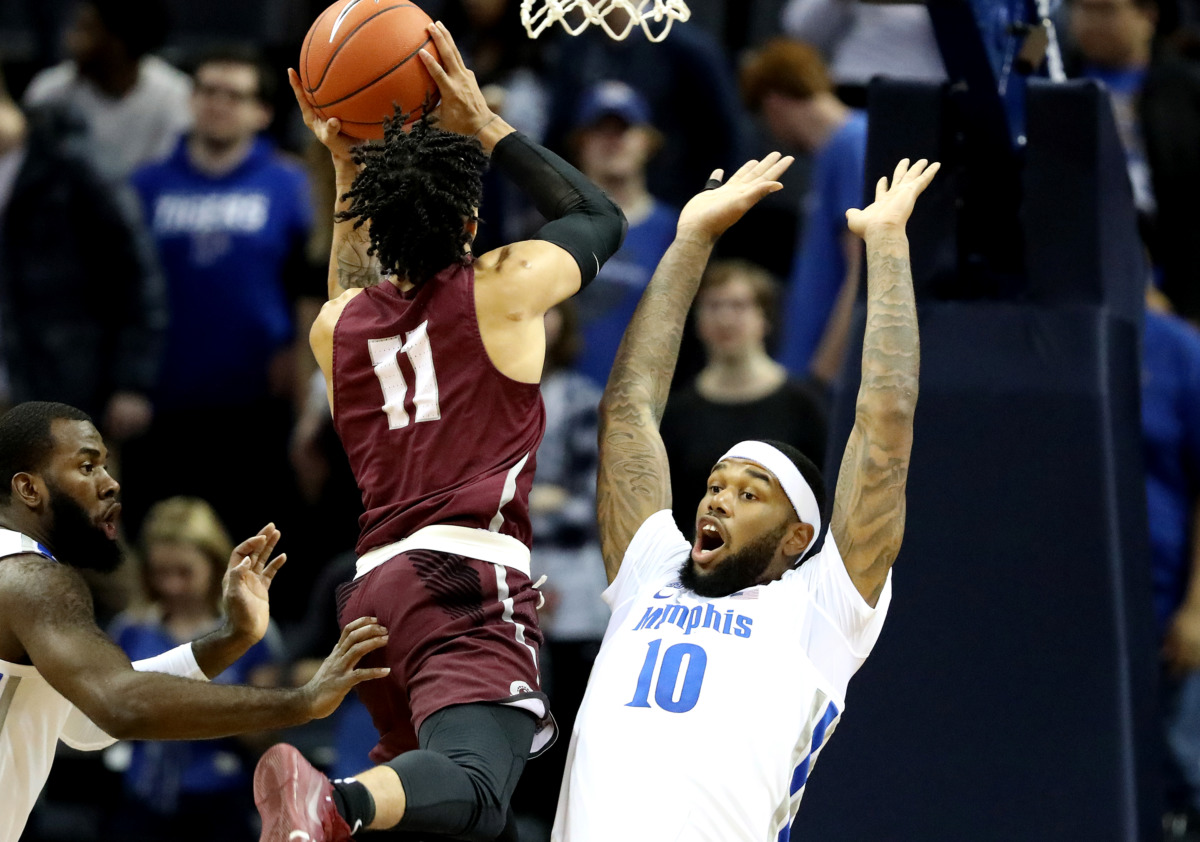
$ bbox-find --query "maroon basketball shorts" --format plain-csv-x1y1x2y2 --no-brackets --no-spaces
336,548,555,764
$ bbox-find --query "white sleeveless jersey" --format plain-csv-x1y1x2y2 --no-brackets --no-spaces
0,529,117,842
552,511,892,842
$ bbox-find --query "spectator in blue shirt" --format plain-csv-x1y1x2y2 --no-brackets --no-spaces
106,497,284,841
1141,289,1200,832
567,81,678,387
122,45,318,545
741,39,867,385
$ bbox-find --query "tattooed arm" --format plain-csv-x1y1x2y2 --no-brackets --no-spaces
597,154,794,582
287,69,382,299
831,158,939,606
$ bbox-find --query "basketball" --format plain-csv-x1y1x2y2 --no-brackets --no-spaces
299,0,442,140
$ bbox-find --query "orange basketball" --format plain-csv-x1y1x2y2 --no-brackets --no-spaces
300,0,442,140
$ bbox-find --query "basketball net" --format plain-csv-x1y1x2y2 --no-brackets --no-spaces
520,0,691,42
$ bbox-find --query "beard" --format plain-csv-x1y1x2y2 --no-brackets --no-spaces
680,522,787,598
45,483,123,573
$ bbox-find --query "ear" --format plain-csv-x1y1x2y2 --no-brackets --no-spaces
782,521,815,557
464,216,479,244
12,472,43,510
252,102,273,133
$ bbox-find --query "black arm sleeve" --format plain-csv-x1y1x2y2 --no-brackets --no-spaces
489,132,628,288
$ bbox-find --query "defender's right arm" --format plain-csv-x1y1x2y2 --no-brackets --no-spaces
0,558,388,740
597,155,793,582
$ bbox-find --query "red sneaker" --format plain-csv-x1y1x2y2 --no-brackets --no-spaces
254,743,356,842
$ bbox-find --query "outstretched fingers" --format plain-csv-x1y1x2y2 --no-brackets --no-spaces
761,153,794,183
262,552,288,582
916,160,941,191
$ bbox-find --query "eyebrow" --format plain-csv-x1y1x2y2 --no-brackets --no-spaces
709,461,774,486
77,447,103,460
745,468,773,485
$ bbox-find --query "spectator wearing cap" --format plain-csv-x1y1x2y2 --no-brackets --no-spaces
544,11,747,208
23,0,192,184
567,81,678,388
741,38,867,386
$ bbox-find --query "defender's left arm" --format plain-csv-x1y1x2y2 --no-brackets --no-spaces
831,158,939,607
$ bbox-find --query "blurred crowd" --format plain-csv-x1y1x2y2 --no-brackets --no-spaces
4,0,1200,838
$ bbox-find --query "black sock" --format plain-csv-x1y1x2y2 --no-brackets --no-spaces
331,777,377,833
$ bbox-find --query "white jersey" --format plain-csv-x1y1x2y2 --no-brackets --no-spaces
552,511,892,842
0,530,118,842
0,529,208,842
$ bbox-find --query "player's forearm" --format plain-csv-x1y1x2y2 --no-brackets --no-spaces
328,163,380,297
855,227,919,430
602,232,714,424
86,671,313,741
189,624,259,681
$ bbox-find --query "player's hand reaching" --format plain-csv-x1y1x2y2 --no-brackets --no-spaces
287,67,360,168
677,152,795,245
846,158,940,240
221,523,288,645
301,616,391,719
419,21,505,139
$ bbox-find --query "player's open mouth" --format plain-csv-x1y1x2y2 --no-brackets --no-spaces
99,505,121,541
692,518,726,565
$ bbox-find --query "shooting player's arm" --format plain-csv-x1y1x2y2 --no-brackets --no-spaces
830,159,938,607
420,22,626,319
286,68,380,298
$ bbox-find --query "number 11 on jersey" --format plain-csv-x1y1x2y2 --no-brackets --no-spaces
626,639,708,713
369,320,442,430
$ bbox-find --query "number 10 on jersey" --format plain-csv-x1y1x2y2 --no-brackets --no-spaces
627,639,708,713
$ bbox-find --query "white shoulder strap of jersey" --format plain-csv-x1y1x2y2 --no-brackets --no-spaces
0,528,56,562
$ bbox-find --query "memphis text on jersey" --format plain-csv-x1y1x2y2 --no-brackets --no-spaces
633,590,754,638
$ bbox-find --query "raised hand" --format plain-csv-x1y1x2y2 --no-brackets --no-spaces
846,158,940,240
301,616,391,719
221,523,287,645
418,21,499,137
677,152,795,244
287,67,360,167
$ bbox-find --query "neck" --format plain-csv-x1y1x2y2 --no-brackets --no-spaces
163,604,219,638
596,174,654,225
697,348,787,401
805,94,851,151
84,57,141,98
1122,43,1152,69
188,134,257,176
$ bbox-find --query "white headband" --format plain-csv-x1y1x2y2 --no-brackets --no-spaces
718,440,821,553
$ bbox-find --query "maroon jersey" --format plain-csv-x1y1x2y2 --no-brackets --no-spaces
332,261,546,556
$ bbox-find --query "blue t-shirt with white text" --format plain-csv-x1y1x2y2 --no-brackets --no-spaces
131,137,312,410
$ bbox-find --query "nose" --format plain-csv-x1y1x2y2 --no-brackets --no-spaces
100,473,120,500
707,487,733,516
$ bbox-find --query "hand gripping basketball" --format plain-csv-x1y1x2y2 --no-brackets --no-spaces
288,67,360,168
418,21,502,138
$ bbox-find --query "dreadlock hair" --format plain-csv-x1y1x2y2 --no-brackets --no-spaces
0,402,93,502
337,108,488,288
